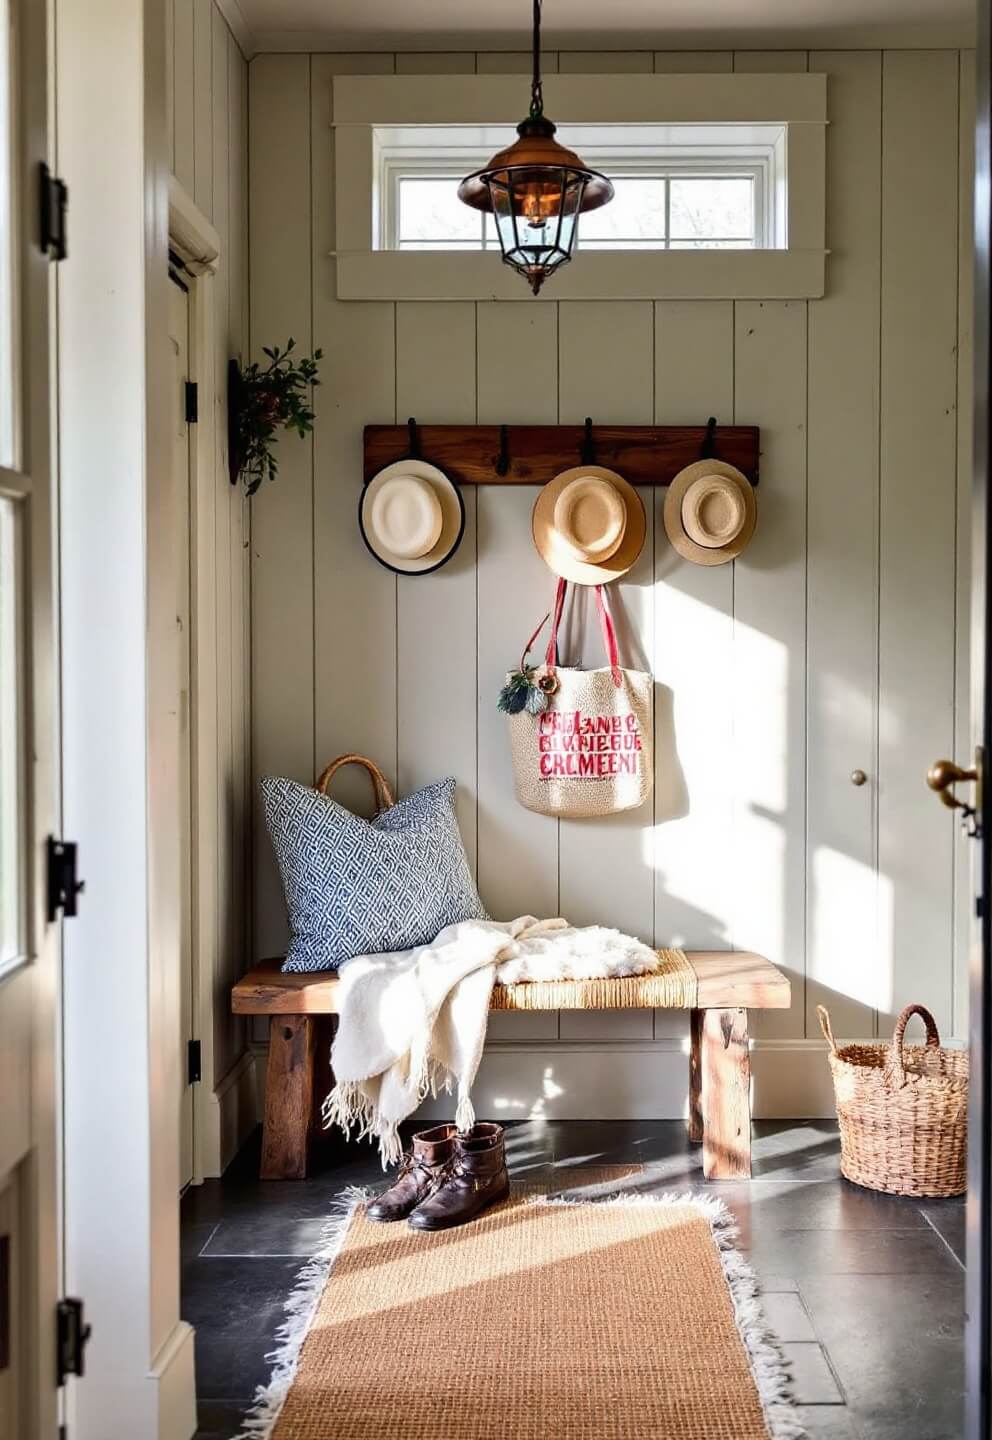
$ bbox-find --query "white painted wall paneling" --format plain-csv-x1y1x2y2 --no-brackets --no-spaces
804,51,881,1040
245,46,975,1122
652,299,735,1053
878,50,960,1037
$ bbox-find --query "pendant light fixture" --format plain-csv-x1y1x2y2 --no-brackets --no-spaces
457,0,613,295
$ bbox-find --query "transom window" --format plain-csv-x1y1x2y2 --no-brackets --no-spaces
375,123,786,254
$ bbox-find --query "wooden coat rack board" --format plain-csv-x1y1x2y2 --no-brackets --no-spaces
363,422,760,488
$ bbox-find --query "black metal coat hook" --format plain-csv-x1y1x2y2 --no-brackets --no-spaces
580,416,596,466
495,424,511,476
701,416,718,460
407,416,421,459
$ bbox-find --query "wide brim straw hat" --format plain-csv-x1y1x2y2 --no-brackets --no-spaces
532,464,646,585
663,458,757,566
360,459,466,576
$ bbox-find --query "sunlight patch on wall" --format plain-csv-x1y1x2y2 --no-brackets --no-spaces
811,846,893,1014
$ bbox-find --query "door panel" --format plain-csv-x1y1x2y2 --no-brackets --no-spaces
0,0,59,1433
169,272,195,1190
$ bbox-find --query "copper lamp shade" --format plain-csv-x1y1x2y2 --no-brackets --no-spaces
458,1,614,294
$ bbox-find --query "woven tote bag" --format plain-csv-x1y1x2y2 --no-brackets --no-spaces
503,578,653,818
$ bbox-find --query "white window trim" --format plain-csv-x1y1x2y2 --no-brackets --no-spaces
330,72,826,301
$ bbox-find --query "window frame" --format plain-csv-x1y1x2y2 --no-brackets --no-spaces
331,72,826,301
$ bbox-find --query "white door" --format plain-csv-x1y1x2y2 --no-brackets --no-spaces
0,0,60,1436
169,270,196,1190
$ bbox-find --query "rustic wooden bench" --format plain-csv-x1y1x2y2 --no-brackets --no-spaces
232,951,789,1183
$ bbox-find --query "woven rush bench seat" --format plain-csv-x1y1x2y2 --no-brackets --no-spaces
232,950,789,1183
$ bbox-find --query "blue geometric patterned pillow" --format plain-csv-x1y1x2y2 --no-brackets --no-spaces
261,774,487,972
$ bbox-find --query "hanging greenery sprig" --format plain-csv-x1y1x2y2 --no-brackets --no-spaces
231,339,322,496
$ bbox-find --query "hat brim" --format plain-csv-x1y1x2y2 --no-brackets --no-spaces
532,465,646,585
359,460,466,576
663,459,757,567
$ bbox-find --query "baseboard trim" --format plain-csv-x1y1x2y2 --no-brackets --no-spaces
147,1320,197,1440
200,1050,258,1179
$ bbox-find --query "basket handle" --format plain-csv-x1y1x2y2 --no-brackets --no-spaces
316,754,396,813
885,1003,941,1088
816,1005,838,1054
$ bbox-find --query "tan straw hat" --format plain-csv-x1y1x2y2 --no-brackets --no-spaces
360,459,466,575
663,459,757,566
532,465,646,585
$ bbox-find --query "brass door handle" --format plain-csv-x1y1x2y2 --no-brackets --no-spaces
927,759,979,811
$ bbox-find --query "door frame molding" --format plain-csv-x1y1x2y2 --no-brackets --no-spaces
168,180,255,1184
968,3,992,1433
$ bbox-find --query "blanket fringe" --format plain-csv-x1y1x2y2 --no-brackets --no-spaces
323,1060,457,1169
454,1093,476,1134
233,1186,369,1440
533,1190,806,1440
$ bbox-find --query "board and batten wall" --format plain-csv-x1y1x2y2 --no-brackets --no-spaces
168,0,254,1171
248,46,975,1120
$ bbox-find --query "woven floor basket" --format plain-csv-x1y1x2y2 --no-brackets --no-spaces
817,1003,968,1198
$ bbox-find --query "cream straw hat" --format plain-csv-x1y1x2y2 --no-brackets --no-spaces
532,465,646,585
359,459,466,576
663,459,757,566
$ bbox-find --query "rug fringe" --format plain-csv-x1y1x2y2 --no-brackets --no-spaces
233,1186,370,1440
533,1189,806,1440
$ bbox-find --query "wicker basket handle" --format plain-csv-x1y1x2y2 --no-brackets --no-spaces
885,1003,942,1088
316,754,396,813
816,1005,838,1054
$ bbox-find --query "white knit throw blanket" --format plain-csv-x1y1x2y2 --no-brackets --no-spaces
321,915,659,1167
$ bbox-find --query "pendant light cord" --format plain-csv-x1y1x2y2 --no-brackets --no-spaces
530,0,544,118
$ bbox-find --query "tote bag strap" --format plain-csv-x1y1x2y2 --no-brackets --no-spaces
544,578,622,688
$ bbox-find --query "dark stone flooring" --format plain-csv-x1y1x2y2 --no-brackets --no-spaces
182,1120,965,1440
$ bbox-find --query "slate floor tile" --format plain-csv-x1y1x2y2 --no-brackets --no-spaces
760,1290,817,1341
202,1210,340,1258
782,1341,846,1404
799,1273,965,1440
193,1398,249,1439
919,1200,967,1267
546,1118,699,1168
744,1225,960,1277
794,1404,865,1439
181,1255,302,1399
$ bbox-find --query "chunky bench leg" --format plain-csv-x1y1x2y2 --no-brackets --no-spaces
261,1015,316,1180
687,1008,704,1144
700,1007,752,1180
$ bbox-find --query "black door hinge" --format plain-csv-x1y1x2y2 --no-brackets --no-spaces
56,1298,91,1385
185,380,198,424
40,162,68,262
187,1039,201,1085
47,838,84,922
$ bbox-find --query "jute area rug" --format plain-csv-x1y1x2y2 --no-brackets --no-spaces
239,1172,802,1440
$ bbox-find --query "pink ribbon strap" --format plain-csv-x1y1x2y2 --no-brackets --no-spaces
543,579,623,688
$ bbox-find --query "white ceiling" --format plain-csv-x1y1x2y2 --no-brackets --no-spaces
233,0,974,54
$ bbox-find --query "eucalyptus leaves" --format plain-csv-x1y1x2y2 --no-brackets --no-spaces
497,666,560,716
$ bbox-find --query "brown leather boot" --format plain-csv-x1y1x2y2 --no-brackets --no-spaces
407,1122,509,1231
366,1124,456,1223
